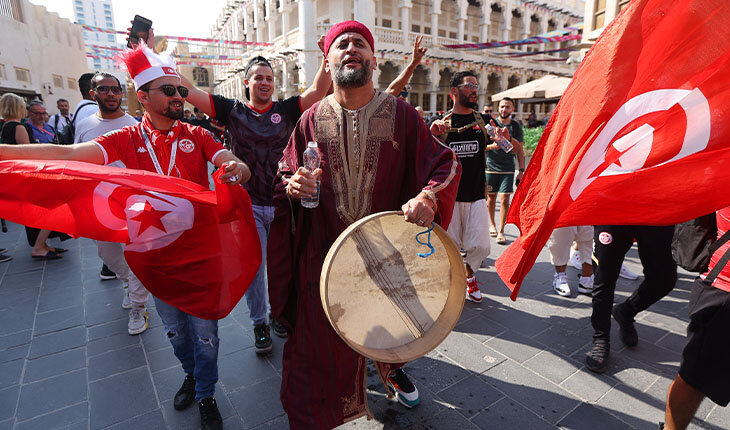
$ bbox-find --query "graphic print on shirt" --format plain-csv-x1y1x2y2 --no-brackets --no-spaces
449,140,480,158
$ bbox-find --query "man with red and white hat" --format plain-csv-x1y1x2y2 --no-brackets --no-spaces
269,20,462,428
0,42,250,430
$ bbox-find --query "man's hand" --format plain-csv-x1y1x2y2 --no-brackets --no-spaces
220,160,251,185
401,192,436,227
411,35,427,66
317,35,325,53
430,119,450,136
126,22,156,51
489,119,511,143
286,167,322,200
515,170,524,186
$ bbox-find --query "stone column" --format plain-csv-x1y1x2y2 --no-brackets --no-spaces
265,0,276,40
455,0,468,42
254,0,264,43
430,0,442,46
429,91,438,113
399,0,413,49
298,0,319,87
280,4,289,41
354,0,376,30
372,66,381,90
479,3,490,42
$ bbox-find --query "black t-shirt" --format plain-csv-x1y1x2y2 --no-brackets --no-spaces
212,95,301,206
445,112,490,202
0,121,33,145
486,118,523,172
187,117,216,134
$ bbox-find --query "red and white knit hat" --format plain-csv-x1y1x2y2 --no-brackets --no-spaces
116,42,179,90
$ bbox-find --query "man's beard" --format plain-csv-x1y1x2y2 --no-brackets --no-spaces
333,59,372,89
500,112,511,120
458,92,477,110
162,103,184,120
94,94,120,114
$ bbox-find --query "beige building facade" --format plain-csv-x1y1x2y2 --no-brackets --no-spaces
209,0,584,117
0,0,89,114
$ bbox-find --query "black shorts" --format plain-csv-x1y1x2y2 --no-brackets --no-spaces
678,278,730,406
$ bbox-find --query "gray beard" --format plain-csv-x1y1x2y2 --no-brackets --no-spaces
333,60,372,89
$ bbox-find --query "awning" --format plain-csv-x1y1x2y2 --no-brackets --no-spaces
491,75,572,103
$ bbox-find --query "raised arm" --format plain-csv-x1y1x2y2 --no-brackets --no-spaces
0,142,105,164
386,35,427,96
299,35,332,111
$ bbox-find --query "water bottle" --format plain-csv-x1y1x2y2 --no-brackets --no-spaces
301,141,320,208
485,124,514,153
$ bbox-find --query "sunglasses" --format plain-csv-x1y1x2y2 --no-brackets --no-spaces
458,83,480,91
147,85,189,98
94,85,123,95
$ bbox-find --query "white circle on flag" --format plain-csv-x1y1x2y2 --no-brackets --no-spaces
124,192,194,252
598,232,613,245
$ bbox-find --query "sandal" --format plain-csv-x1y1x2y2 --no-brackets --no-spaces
31,251,62,260
489,228,498,237
496,234,507,245
51,247,68,254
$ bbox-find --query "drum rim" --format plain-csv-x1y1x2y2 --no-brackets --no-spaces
320,211,466,363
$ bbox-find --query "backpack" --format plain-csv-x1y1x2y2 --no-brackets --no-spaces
671,213,730,275
56,101,95,144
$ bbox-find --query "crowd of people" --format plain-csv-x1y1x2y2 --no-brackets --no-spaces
0,18,726,430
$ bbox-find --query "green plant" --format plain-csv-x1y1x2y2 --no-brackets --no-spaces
523,126,545,157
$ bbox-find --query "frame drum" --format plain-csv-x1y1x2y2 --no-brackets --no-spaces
321,211,466,363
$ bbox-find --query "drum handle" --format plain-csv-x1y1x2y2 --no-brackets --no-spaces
416,223,435,258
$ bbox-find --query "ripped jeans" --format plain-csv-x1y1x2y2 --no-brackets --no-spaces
154,297,219,400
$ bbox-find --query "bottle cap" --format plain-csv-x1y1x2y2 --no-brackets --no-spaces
307,141,318,148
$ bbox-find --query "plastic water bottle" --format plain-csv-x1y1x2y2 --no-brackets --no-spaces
301,141,320,208
485,124,514,153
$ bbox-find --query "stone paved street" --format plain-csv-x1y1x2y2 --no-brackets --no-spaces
0,219,727,429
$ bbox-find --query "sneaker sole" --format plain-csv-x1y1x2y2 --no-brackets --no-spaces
465,295,482,303
128,322,148,336
387,381,420,408
255,344,273,354
553,288,571,297
122,302,132,310
619,273,639,280
99,274,117,280
273,330,288,338
576,286,593,295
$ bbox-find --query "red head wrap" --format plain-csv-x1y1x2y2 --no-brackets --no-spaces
324,20,375,56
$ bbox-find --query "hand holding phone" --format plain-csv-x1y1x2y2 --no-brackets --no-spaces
127,15,152,48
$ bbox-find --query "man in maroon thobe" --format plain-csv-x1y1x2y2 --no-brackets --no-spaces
268,21,462,428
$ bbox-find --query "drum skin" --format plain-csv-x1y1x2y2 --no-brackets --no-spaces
321,211,466,363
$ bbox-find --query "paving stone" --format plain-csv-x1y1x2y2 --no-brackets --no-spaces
0,359,23,389
218,349,278,392
88,344,146,381
452,314,507,344
480,303,553,338
436,331,507,375
0,419,11,430
405,352,471,394
470,397,554,430
0,330,31,351
523,350,582,385
0,305,36,336
87,318,129,341
557,403,634,429
151,367,186,403
89,367,157,429
644,375,716,423
484,329,546,364
140,324,170,352
29,326,86,359
159,389,235,430
33,305,85,336
37,290,83,313
619,341,681,377
250,414,288,429
228,376,284,429
705,403,730,430
0,344,29,364
413,408,480,430
481,360,580,424
23,347,86,384
146,346,181,373
16,369,87,421
85,303,129,326
218,323,255,356
533,323,594,357
655,331,687,353
435,375,504,419
0,385,19,421
86,331,140,357
14,402,87,430
595,385,667,429
640,310,690,335
559,368,617,403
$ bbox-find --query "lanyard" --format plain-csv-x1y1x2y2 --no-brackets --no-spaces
140,127,178,176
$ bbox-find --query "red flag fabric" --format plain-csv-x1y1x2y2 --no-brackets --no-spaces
0,160,261,320
496,0,730,299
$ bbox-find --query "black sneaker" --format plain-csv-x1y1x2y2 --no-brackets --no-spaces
387,368,420,408
99,264,116,280
173,374,196,411
269,314,288,338
585,340,610,373
253,323,273,354
198,396,223,430
612,302,638,347
0,254,11,263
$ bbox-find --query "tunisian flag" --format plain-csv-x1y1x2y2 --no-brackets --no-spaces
497,0,730,299
0,160,261,320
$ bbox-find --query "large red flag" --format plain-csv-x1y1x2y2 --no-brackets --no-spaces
496,0,730,299
0,160,261,320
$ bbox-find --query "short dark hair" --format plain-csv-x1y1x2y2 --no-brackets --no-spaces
193,107,200,113
450,71,478,88
245,56,273,80
501,97,516,106
91,72,121,90
78,73,96,96
56,98,69,105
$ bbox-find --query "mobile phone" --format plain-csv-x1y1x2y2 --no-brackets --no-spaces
127,15,152,48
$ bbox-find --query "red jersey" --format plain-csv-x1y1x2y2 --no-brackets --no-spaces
93,121,226,188
704,207,730,292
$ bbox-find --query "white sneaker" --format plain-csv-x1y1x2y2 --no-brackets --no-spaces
577,274,594,294
121,286,132,310
465,276,482,303
569,249,582,270
553,272,571,297
128,307,148,335
619,265,640,280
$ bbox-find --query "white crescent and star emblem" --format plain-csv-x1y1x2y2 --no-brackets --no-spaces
91,182,194,251
271,113,282,124
598,232,613,245
570,88,711,200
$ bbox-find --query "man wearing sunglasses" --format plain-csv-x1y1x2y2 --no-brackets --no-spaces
0,43,250,430
75,72,152,337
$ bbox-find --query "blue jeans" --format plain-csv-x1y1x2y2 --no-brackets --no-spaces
246,205,275,325
154,297,219,400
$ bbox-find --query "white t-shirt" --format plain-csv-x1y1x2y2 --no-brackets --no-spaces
74,113,139,143
72,100,99,126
